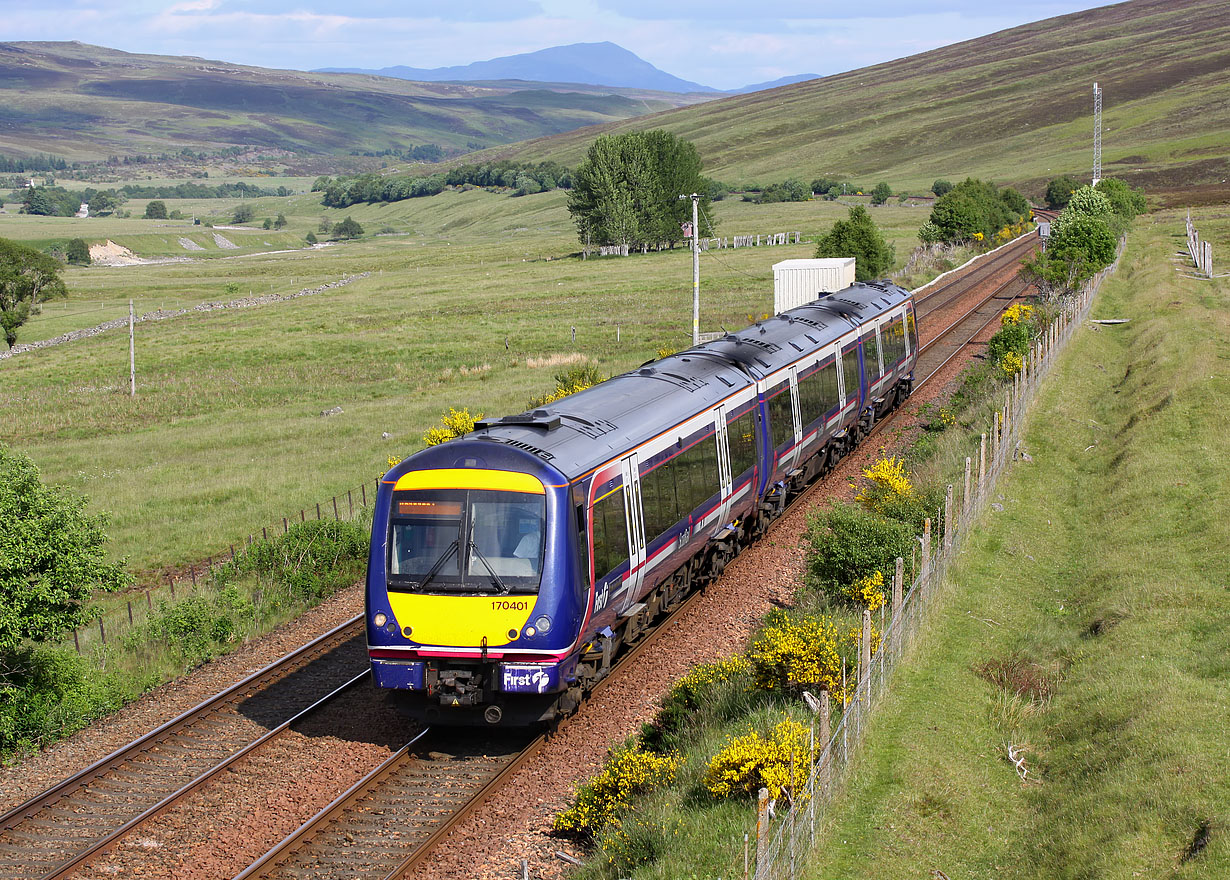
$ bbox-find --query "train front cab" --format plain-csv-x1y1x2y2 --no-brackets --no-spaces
366,446,589,726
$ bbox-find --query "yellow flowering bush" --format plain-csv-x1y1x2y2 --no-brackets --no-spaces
999,351,1024,379
844,570,885,611
553,746,679,840
855,456,914,512
972,231,985,242
747,612,844,696
386,456,402,469
1001,303,1034,327
422,407,481,446
528,363,600,408
704,718,812,800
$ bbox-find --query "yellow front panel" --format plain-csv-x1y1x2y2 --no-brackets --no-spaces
393,468,545,494
387,593,536,647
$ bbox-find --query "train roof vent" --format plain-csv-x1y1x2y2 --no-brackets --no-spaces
558,415,618,439
635,366,707,392
476,435,555,460
475,410,561,431
734,337,781,354
791,315,829,330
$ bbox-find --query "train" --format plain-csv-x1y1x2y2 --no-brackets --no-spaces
365,280,918,725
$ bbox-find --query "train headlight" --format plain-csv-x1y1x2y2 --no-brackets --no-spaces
534,615,552,634
373,613,387,628
523,625,537,638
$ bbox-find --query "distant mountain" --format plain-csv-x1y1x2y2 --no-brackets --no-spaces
317,42,719,93
728,74,821,95
0,41,708,162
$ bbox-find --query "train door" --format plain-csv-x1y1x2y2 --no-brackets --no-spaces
788,365,805,458
714,406,734,523
619,452,646,611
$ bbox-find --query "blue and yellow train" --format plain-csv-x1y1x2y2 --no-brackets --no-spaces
366,281,917,725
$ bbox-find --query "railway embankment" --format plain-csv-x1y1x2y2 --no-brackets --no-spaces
802,210,1230,877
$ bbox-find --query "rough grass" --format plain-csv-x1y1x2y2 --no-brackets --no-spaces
2,189,942,574
799,208,1230,878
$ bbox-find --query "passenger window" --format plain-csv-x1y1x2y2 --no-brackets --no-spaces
591,487,627,581
767,381,794,450
728,410,757,478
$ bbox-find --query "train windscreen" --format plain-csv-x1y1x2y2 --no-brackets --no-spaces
388,489,546,594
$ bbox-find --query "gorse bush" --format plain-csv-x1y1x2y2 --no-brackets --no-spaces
704,718,812,800
807,502,916,600
527,363,601,408
422,406,481,446
553,745,679,840
596,815,682,876
747,610,847,697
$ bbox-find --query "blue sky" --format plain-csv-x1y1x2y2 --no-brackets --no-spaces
3,0,1114,90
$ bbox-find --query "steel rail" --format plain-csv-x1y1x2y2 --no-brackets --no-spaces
41,671,373,880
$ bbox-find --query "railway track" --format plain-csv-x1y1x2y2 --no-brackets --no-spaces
1,232,1039,880
0,617,367,880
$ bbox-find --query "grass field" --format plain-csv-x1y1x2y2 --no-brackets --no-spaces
1,189,944,576
796,209,1230,877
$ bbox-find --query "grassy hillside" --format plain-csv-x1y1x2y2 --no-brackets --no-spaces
482,0,1230,197
0,42,707,162
802,210,1230,877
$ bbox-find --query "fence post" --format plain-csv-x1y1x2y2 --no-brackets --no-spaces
190,566,197,587
755,787,770,875
99,617,105,644
362,483,367,507
349,490,354,518
128,601,133,625
333,496,340,520
978,434,987,503
963,457,972,523
892,557,904,618
819,690,832,796
943,487,953,551
922,518,932,578
74,629,80,653
860,610,871,703
283,517,288,534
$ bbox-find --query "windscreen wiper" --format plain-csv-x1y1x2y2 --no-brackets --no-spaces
467,541,511,595
415,540,459,592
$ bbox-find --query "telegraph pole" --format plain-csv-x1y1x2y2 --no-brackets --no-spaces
1092,82,1102,186
679,193,701,344
128,299,135,397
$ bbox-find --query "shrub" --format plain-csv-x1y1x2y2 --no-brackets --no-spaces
704,718,812,800
422,406,481,446
596,815,680,875
870,182,892,205
143,200,168,220
305,232,317,244
814,205,893,281
1045,175,1081,210
232,204,255,224
134,586,254,666
0,644,134,760
65,238,90,266
987,321,1031,377
806,502,917,598
331,216,364,239
554,745,679,840
844,570,886,611
932,179,953,197
214,519,367,604
747,610,845,696
527,363,600,408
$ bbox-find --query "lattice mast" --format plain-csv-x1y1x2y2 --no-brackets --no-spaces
1092,82,1102,186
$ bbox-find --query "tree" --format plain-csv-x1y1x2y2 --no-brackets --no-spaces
144,200,168,220
0,238,68,348
931,179,953,197
567,130,712,251
1045,175,1081,210
305,232,318,244
273,213,287,230
815,205,893,281
870,182,892,205
232,204,255,224
65,238,90,266
88,190,121,216
331,216,364,240
262,217,273,229
1094,177,1146,218
0,446,130,656
927,178,1020,244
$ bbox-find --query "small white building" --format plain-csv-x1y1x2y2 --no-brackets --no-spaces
75,203,89,218
772,258,856,314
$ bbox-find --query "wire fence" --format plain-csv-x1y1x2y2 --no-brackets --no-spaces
66,476,381,653
742,243,1123,880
